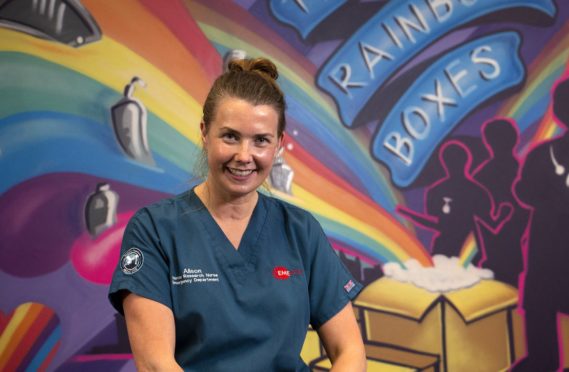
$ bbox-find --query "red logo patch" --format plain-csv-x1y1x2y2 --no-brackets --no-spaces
272,266,302,280
273,266,290,280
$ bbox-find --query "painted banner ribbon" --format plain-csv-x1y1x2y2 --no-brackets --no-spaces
317,0,555,127
372,31,524,187
269,0,347,38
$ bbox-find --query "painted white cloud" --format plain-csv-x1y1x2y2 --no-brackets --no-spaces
383,255,494,293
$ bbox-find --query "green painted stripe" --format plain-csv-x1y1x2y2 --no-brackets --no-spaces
0,51,201,172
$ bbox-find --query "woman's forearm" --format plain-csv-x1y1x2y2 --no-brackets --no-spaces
330,345,367,372
318,303,367,372
134,358,183,372
123,293,182,372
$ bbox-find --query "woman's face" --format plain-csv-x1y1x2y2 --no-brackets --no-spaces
201,97,282,200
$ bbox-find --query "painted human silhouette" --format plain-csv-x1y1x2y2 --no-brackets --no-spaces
512,77,569,372
398,141,512,260
473,119,530,287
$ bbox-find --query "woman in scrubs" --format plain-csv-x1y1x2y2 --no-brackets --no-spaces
109,58,366,371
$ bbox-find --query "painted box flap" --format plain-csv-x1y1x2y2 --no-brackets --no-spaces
355,278,518,322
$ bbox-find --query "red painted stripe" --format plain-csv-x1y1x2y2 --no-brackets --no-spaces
287,136,374,205
287,137,432,265
81,0,212,102
331,239,377,266
37,340,60,372
19,315,60,371
140,0,222,81
0,304,42,370
5,307,54,371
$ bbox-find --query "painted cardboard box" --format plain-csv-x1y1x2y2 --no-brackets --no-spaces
354,278,525,372
301,307,439,371
308,342,439,371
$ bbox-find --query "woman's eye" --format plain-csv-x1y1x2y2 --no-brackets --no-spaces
255,137,269,145
222,133,237,141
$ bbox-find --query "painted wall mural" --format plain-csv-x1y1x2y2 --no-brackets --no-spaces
1,0,568,370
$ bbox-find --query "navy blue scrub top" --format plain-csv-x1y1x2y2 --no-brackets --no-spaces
109,189,362,371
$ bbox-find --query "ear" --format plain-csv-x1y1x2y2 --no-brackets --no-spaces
276,133,285,157
200,121,207,146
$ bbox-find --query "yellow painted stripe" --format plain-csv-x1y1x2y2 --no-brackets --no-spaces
504,47,569,118
0,303,43,370
545,120,560,139
186,1,328,101
0,303,33,364
0,28,202,145
459,233,476,267
278,186,410,262
197,23,340,121
499,26,569,116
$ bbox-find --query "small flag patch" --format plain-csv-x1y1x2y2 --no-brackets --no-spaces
344,280,355,293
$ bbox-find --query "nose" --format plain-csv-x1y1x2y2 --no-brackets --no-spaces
234,141,252,163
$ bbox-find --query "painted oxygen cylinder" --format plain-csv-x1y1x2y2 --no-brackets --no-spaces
111,77,154,165
85,183,119,237
269,147,294,194
223,49,247,71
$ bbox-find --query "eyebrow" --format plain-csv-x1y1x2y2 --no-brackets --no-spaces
219,126,275,138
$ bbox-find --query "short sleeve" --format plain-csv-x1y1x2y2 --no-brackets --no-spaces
108,208,172,315
306,216,363,329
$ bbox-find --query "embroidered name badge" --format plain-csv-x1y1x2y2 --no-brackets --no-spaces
121,248,144,275
171,268,220,285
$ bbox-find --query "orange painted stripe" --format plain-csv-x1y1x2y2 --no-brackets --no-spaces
139,0,222,82
286,139,430,265
532,107,555,144
82,0,212,104
0,303,43,370
286,137,368,205
499,21,569,116
38,341,60,372
3,307,54,371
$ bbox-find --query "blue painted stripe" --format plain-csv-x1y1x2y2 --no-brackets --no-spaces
285,96,397,211
514,64,565,132
0,51,201,174
24,325,61,372
316,213,400,264
0,112,191,195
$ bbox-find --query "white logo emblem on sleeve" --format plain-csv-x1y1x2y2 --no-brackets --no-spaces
121,248,144,275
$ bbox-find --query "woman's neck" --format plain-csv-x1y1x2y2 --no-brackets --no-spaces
194,182,258,222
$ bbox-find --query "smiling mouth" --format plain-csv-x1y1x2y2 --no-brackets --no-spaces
227,167,255,177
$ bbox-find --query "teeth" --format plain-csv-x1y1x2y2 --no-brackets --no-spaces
228,168,254,176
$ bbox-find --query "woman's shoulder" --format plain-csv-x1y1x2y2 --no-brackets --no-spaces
260,192,321,231
131,190,197,224
261,191,311,215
